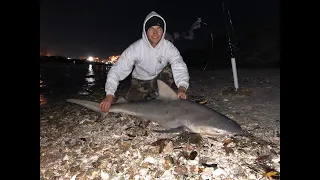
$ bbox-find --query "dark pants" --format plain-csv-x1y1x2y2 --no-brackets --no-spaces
125,65,174,102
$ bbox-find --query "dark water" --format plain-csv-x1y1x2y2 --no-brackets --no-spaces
40,63,111,105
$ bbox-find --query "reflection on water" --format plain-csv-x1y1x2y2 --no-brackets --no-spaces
86,64,94,76
85,77,95,84
40,94,47,105
40,63,110,105
40,79,46,87
40,68,47,105
85,64,95,85
78,64,96,95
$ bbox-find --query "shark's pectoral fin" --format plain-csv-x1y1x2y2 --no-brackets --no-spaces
152,126,191,133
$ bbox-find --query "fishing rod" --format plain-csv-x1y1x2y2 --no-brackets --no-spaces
222,0,239,90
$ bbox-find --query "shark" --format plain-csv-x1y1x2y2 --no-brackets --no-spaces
66,79,243,137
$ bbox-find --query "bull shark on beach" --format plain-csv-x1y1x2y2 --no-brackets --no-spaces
66,80,243,137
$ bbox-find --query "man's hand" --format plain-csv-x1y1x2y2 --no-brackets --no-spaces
99,94,114,112
177,86,187,99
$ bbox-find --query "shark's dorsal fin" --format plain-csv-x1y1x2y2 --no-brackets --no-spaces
157,79,178,100
115,97,128,104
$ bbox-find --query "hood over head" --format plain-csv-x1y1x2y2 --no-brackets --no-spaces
142,11,166,48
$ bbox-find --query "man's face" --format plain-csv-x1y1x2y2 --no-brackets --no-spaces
147,26,163,47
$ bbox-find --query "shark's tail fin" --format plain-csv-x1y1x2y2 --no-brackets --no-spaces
66,99,108,121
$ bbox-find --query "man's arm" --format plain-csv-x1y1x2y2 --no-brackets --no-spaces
105,45,136,96
167,44,190,91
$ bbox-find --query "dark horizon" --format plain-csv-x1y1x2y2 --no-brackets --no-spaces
40,0,279,58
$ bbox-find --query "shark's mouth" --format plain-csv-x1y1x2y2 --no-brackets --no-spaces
190,125,231,136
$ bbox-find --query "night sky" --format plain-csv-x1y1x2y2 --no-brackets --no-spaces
40,0,279,58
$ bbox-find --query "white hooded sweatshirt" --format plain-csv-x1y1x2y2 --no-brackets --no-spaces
105,11,190,96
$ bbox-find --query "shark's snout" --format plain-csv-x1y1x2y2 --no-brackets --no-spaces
221,120,242,134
